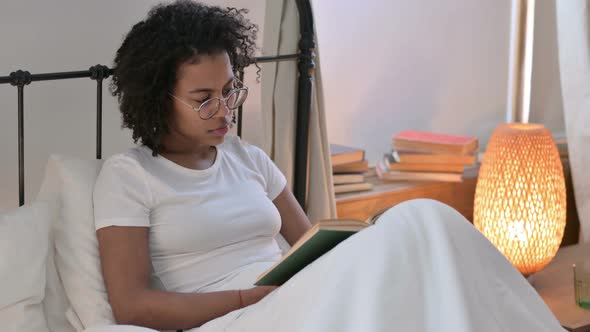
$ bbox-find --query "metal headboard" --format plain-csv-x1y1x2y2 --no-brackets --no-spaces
0,0,315,211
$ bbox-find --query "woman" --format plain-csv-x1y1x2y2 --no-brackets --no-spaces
94,1,308,329
94,1,564,331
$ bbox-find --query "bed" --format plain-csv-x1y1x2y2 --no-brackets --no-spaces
0,1,571,331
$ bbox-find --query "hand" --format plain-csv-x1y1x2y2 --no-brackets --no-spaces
241,286,278,307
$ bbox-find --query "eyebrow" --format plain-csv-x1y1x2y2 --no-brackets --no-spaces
188,77,235,94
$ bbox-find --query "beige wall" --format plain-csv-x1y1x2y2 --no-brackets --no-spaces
313,0,565,163
0,0,266,211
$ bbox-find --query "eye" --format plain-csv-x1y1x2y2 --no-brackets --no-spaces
222,89,232,97
195,96,210,104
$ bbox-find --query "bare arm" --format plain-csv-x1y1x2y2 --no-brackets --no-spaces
274,187,313,246
97,226,276,331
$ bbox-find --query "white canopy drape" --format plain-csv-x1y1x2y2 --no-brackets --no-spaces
261,0,336,223
555,1,590,242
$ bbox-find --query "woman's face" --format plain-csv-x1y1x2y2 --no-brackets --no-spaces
169,51,235,147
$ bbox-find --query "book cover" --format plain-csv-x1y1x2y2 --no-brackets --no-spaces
389,162,465,174
379,170,463,182
392,150,476,166
376,157,463,182
332,160,369,174
255,220,371,286
334,182,373,194
330,144,365,166
333,173,365,185
392,131,478,155
387,154,465,173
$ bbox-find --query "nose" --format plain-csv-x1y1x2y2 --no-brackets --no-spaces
211,101,233,123
212,102,232,116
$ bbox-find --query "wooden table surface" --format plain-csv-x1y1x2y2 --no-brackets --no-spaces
335,167,478,222
534,242,590,331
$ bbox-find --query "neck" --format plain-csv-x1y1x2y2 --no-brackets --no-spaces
160,128,211,155
159,133,217,171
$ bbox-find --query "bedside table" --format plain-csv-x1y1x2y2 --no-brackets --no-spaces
334,161,580,247
534,242,590,332
335,168,478,222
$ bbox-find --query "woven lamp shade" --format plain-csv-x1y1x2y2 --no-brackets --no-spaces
474,123,566,276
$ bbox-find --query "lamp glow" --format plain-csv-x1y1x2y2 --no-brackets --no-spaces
474,123,566,276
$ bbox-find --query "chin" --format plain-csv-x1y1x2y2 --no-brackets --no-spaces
207,134,226,145
213,136,225,145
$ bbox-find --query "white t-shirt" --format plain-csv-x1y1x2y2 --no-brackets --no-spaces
93,136,287,293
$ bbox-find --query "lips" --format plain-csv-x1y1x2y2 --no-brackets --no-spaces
209,125,229,136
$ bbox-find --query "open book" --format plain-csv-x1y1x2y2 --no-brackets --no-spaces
255,211,387,286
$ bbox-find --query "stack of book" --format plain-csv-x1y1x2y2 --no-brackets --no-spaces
330,144,373,194
376,130,479,182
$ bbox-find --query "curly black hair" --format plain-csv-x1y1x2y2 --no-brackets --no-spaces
110,0,258,155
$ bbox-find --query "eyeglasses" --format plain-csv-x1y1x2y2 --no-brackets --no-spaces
170,81,248,120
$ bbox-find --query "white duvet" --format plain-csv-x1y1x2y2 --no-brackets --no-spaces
192,199,564,332
85,199,564,332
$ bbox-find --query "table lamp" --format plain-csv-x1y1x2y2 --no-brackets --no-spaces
474,123,566,276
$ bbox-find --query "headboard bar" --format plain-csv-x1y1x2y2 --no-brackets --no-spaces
256,54,298,63
0,52,313,208
17,85,25,206
1,69,114,84
294,0,315,211
237,69,245,138
96,81,103,159
7,70,33,206
89,65,111,160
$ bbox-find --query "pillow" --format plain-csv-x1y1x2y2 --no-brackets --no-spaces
37,158,79,332
0,201,51,332
38,155,114,330
37,153,290,331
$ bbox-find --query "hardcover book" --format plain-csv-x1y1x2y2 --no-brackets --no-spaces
392,131,478,155
330,144,365,166
255,216,384,286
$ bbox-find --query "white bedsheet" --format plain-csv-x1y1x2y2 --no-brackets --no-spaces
82,199,564,332
192,199,565,332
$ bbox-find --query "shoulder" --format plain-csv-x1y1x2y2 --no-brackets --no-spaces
100,145,151,175
95,146,152,201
